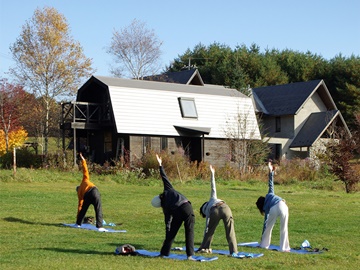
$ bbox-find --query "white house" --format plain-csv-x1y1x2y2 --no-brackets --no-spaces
61,71,261,166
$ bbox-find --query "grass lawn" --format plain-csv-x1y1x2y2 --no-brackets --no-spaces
0,169,359,270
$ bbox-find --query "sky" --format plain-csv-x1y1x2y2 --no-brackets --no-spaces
1,0,359,79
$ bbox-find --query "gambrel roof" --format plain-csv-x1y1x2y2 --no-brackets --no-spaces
252,79,337,116
77,75,261,140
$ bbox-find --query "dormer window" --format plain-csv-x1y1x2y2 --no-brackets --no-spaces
178,97,198,119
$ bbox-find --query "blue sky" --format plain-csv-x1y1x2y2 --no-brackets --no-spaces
1,0,359,79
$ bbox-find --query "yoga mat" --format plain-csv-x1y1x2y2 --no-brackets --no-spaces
62,223,126,233
136,249,218,261
173,247,263,258
214,250,263,258
232,252,264,258
238,242,324,254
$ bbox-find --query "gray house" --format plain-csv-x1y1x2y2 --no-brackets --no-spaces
251,79,350,160
61,72,261,166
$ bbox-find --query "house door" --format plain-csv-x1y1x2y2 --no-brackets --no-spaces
177,137,202,163
269,143,281,161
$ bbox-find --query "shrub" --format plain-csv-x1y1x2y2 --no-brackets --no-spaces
276,158,319,184
45,150,76,170
0,148,42,169
217,163,242,181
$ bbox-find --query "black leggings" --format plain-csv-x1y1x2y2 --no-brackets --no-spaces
76,187,103,228
160,202,195,257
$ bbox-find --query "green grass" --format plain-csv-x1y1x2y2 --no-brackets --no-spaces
0,169,359,270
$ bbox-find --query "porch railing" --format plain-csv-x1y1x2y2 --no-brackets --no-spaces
61,101,111,126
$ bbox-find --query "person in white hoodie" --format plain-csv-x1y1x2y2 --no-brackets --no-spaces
197,165,238,255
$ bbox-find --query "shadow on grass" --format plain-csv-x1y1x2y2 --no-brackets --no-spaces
3,216,62,227
40,247,113,255
43,243,159,256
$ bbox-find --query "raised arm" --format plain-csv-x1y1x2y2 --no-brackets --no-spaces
156,154,162,166
156,154,173,190
267,161,275,194
209,165,217,199
80,153,89,183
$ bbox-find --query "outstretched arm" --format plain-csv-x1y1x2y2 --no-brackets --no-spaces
156,154,162,166
156,154,172,190
210,165,217,199
79,153,89,183
267,161,275,194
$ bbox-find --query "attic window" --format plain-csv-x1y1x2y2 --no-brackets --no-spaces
178,97,198,118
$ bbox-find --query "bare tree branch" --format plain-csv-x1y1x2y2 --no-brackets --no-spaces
107,19,163,79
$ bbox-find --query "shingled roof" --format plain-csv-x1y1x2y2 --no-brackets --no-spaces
252,79,335,116
289,110,340,148
143,69,204,85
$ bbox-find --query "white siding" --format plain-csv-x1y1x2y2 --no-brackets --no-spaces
108,86,261,140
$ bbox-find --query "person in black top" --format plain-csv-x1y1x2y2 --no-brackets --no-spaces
152,154,195,260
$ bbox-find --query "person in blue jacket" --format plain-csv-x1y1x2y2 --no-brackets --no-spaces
151,154,195,260
256,160,290,252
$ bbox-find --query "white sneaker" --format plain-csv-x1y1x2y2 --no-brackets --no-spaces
72,224,80,228
98,227,108,232
198,248,212,254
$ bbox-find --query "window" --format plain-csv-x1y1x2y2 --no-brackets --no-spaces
143,136,151,154
104,131,112,152
160,137,168,150
178,97,198,118
275,117,281,132
229,141,236,162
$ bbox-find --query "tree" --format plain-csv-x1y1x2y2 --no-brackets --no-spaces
223,103,270,174
326,54,360,129
168,43,289,93
0,79,27,153
107,19,163,79
168,42,238,87
321,112,360,193
17,92,43,138
9,6,94,156
274,49,327,83
0,128,28,156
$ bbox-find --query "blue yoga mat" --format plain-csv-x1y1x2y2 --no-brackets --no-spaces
238,242,323,254
136,250,218,261
173,247,263,258
62,223,126,233
213,249,263,258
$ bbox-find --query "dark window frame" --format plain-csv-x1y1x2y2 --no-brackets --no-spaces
160,137,168,150
178,97,198,119
104,131,112,153
143,136,151,154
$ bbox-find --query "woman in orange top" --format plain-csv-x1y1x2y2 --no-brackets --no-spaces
76,153,105,231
